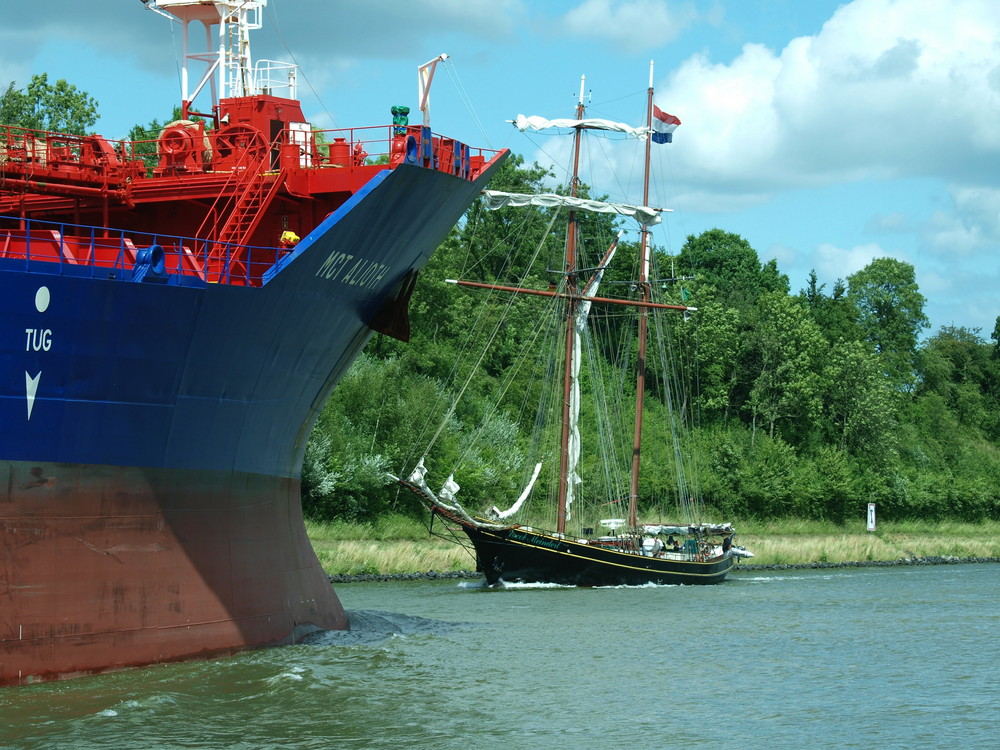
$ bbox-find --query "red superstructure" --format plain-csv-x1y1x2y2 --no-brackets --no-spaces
1,0,490,290
0,0,507,685
0,99,489,288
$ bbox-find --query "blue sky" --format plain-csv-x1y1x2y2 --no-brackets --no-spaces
4,0,998,338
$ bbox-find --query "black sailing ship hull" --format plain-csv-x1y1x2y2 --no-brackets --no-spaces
462,524,735,586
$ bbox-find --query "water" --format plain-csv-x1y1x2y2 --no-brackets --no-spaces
2,564,997,749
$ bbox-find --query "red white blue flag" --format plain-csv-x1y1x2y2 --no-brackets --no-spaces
651,105,680,144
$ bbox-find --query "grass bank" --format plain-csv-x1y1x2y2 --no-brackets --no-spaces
305,515,473,576
306,515,1000,576
736,518,1000,566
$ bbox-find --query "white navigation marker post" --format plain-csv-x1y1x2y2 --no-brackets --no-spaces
867,502,877,532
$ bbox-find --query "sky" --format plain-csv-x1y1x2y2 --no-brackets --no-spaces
3,0,998,338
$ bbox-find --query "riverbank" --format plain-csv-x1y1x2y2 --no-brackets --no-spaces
307,516,1000,579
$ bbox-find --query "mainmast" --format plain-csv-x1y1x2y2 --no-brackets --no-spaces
556,75,587,534
627,61,656,529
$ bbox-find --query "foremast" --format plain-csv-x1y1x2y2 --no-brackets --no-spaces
628,62,657,529
556,76,587,534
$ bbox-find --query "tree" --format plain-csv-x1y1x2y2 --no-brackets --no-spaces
811,446,860,523
457,153,558,284
918,326,995,433
677,229,789,310
800,270,857,344
822,339,896,459
300,354,528,523
0,74,99,135
847,258,929,388
678,289,744,422
299,150,1000,526
747,292,825,441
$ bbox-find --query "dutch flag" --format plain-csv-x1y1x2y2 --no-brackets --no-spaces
652,105,681,144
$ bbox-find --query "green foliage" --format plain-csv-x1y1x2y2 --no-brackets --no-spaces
801,271,858,345
686,291,744,421
677,228,790,311
747,292,825,441
1,74,99,134
301,355,436,522
302,155,1000,527
300,353,528,523
847,257,929,388
822,339,897,459
811,446,861,523
918,325,1000,436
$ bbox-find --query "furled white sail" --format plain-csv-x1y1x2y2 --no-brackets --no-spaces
490,461,544,520
564,238,620,521
512,114,650,139
483,190,663,226
440,474,460,502
407,458,431,494
566,322,582,522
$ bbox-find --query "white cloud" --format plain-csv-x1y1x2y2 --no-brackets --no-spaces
0,1,527,72
765,242,798,273
814,241,908,282
661,42,783,188
558,0,706,52
920,187,1000,257
921,264,999,331
865,212,912,234
660,0,1000,192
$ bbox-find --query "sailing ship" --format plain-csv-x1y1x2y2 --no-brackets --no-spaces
399,67,750,586
0,0,506,685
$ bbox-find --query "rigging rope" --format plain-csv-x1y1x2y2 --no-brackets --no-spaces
264,2,340,131
418,208,563,461
396,199,554,477
442,61,493,150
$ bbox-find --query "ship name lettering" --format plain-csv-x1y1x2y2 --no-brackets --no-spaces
315,251,354,280
25,328,52,352
315,251,390,290
508,529,562,551
340,258,390,289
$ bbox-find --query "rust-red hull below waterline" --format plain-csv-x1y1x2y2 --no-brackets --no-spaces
0,461,347,686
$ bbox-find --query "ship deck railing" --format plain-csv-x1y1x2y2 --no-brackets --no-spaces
308,124,494,178
0,215,287,287
1,122,499,183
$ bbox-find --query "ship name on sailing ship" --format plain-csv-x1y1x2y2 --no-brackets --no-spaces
507,529,564,551
315,251,391,290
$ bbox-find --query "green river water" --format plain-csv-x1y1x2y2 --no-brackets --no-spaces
2,563,997,749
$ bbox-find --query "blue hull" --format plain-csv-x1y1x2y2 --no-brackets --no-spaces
3,164,489,473
1,158,505,684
